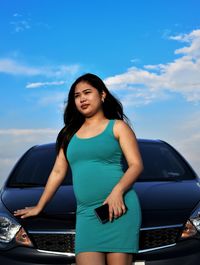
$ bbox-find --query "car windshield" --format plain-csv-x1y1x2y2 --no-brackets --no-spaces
7,141,195,187
8,145,72,187
137,141,195,181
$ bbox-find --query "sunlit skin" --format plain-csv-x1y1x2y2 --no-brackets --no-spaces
13,80,143,265
74,81,106,118
73,81,109,139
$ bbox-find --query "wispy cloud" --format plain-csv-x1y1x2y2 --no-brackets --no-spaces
0,58,41,76
26,81,66,88
105,29,200,106
0,128,58,137
130,58,141,64
10,13,31,33
0,58,81,78
10,13,50,33
10,20,31,32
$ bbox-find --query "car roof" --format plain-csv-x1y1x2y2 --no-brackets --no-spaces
31,139,164,151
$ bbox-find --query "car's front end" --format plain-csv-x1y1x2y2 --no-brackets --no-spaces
0,140,200,265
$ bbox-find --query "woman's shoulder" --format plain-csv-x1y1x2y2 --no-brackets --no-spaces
114,119,131,129
113,119,133,139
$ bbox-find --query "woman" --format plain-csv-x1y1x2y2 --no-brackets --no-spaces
13,73,143,265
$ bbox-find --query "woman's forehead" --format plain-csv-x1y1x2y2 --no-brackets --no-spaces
74,81,95,93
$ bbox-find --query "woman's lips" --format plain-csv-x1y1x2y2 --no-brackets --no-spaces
81,104,89,109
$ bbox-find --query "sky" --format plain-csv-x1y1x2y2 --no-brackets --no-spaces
0,0,200,187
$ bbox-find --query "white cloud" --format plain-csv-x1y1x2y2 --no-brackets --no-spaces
0,58,81,78
104,29,200,106
26,81,66,88
10,13,50,33
130,58,141,64
10,19,31,32
170,29,200,56
0,128,58,137
0,59,41,76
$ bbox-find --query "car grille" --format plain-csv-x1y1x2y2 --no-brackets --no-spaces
139,225,182,251
30,225,182,254
30,232,75,253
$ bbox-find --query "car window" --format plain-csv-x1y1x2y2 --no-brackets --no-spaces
137,142,195,181
7,146,72,187
7,141,195,187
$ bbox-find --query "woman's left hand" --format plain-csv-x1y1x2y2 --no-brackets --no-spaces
103,185,127,222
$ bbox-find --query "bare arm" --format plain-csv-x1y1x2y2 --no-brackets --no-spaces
14,147,68,218
36,147,68,210
113,120,144,193
103,119,143,221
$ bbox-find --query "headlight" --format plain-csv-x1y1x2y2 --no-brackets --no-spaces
191,216,200,232
0,214,33,249
0,216,21,243
180,202,200,239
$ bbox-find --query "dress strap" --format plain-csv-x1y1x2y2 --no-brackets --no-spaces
106,119,116,137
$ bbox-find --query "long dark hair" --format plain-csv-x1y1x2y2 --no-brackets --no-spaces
56,73,129,155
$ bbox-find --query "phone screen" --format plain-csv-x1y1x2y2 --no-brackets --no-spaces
94,204,109,224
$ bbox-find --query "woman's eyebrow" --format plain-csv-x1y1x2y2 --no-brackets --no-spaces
74,88,92,95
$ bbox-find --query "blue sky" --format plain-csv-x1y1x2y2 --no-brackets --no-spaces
1,0,200,186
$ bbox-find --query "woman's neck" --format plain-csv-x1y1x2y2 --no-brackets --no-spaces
84,113,107,126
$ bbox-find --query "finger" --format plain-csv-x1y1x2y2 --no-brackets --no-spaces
14,209,28,216
21,214,27,219
121,204,126,214
117,207,123,216
102,200,108,205
113,208,119,218
109,211,113,222
21,212,31,219
13,210,23,216
14,208,24,213
109,206,113,222
14,212,22,216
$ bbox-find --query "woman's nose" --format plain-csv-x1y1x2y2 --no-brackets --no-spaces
80,95,86,102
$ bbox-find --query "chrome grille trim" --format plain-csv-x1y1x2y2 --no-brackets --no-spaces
140,224,183,230
37,249,75,257
29,224,183,234
139,224,182,251
139,243,176,253
30,230,75,254
29,230,75,234
29,224,183,254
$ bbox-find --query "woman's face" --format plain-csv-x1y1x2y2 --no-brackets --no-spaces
74,81,105,117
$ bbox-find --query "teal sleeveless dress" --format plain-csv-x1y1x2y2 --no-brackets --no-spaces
66,119,142,255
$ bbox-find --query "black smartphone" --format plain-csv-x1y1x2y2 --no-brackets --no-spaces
94,204,109,224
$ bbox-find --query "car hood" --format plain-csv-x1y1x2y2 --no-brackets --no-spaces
134,180,200,226
1,180,200,229
1,186,76,230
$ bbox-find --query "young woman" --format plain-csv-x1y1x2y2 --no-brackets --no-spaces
13,73,143,265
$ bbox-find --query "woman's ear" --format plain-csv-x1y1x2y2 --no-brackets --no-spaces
101,91,107,102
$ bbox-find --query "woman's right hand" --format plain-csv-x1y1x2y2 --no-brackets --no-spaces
13,206,42,219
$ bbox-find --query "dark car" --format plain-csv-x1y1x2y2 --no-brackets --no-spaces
0,139,200,265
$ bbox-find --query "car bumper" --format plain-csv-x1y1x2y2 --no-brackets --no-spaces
135,238,200,265
0,238,200,265
0,247,75,265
